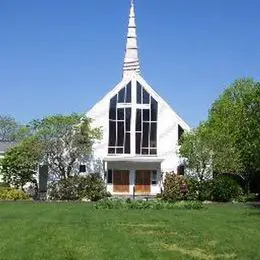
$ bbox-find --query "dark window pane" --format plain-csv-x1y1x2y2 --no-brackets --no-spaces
109,121,116,146
126,82,131,103
136,133,141,154
178,125,184,145
136,109,141,131
150,123,157,148
150,149,157,155
117,108,124,120
152,170,157,184
108,148,115,154
109,95,117,120
137,82,142,104
116,148,123,154
151,97,158,121
142,149,149,155
177,165,185,175
143,109,149,121
117,122,124,146
125,133,130,154
107,169,113,184
143,88,150,104
118,87,125,103
79,165,86,172
126,108,131,131
142,122,149,147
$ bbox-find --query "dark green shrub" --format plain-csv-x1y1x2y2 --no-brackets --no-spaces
48,173,109,201
211,176,243,202
95,198,204,210
0,182,10,188
0,187,29,200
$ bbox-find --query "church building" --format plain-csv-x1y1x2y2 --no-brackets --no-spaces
86,1,190,196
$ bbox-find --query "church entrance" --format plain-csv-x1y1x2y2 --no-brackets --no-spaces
113,170,129,193
135,170,151,194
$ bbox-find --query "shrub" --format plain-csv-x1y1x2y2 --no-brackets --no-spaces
48,173,109,201
162,173,199,201
211,176,243,202
95,198,204,210
0,187,29,200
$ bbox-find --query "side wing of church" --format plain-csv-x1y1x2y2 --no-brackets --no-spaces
86,1,190,196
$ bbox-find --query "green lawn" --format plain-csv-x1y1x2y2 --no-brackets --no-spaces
0,202,259,260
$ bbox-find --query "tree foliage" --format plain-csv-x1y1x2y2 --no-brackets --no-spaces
179,123,212,181
0,113,102,189
208,78,260,181
180,78,260,191
0,115,19,142
0,137,43,189
32,114,101,180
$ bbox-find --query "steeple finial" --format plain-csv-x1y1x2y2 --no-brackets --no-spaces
123,0,140,77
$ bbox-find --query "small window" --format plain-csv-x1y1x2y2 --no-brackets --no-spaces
107,169,113,184
177,165,185,176
178,125,184,145
79,165,86,173
152,171,157,185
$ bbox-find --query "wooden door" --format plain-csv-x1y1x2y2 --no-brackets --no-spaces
113,170,129,193
135,170,151,193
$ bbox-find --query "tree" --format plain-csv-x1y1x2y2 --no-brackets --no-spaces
179,123,212,181
33,114,102,180
0,115,19,142
208,78,260,190
0,137,43,189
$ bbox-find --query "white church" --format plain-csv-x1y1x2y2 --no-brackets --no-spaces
86,1,190,196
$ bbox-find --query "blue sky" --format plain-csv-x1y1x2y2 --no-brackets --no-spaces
1,0,259,127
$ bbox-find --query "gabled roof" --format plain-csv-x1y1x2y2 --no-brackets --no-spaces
0,142,16,153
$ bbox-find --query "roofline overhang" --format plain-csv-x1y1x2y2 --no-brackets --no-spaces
104,156,164,163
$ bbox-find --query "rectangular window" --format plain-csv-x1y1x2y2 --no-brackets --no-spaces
177,165,185,175
143,88,150,104
107,169,113,184
117,122,124,146
79,165,86,173
136,133,141,154
151,97,158,121
126,108,131,131
126,83,131,103
137,82,142,104
152,171,157,184
109,121,116,146
143,109,149,121
136,109,141,131
109,96,117,120
178,125,184,145
125,133,130,154
142,122,149,147
118,88,125,103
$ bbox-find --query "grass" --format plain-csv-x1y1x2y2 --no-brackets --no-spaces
0,202,259,259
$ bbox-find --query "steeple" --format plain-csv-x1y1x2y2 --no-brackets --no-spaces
123,0,140,78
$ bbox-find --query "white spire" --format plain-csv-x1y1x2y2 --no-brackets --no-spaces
123,0,140,77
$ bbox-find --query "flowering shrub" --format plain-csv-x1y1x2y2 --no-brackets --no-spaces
162,173,198,201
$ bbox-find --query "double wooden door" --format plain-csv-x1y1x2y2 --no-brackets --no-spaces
113,170,129,193
135,170,151,193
